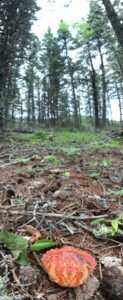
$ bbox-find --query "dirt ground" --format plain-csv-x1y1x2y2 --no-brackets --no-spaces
0,133,123,299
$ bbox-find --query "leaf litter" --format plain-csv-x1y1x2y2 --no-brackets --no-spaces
0,132,123,299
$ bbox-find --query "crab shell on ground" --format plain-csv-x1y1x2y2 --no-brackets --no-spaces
41,246,97,287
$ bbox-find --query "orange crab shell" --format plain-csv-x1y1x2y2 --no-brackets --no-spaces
41,246,96,287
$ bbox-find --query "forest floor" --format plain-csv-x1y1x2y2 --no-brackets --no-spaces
0,129,123,300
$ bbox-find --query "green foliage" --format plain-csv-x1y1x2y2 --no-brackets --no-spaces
89,172,100,179
91,215,123,237
54,130,99,145
100,159,111,168
0,231,29,265
72,20,95,42
90,159,111,168
48,173,56,179
0,230,59,267
27,167,36,174
15,157,29,163
16,168,23,174
58,20,69,32
62,146,80,155
31,239,58,251
105,139,122,148
44,155,61,166
44,155,56,161
24,141,40,147
63,171,70,178
91,218,105,225
11,130,49,142
114,189,123,197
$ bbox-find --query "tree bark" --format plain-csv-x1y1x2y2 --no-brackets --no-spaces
115,80,123,124
102,0,123,49
88,45,100,128
97,38,107,127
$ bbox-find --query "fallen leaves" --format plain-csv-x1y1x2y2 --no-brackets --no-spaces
18,224,42,243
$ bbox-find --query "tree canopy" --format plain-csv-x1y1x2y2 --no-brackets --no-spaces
0,0,123,130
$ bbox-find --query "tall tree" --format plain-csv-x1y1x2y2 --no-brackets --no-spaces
88,1,108,126
40,28,64,127
58,20,81,128
75,21,100,128
0,0,38,130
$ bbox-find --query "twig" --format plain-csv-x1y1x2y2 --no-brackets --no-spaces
32,252,46,272
102,243,123,250
0,156,36,168
99,261,103,280
0,209,112,220
74,221,93,233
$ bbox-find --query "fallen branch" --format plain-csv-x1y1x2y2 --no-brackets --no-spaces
0,209,112,221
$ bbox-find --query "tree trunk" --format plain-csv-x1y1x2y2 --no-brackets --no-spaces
0,105,4,132
115,80,122,124
69,64,80,128
97,38,107,127
102,0,123,49
88,45,100,128
64,38,80,128
86,79,93,126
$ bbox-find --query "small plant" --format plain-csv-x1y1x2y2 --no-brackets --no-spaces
114,189,123,198
105,139,121,148
90,159,111,168
89,172,100,179
0,230,58,266
100,159,111,168
62,146,80,156
44,155,56,161
44,155,61,166
15,157,29,163
11,130,49,142
48,173,56,179
54,130,100,145
27,167,36,175
63,171,70,178
91,215,123,237
16,168,23,174
24,141,39,147
76,167,81,173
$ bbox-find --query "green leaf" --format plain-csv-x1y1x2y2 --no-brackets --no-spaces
62,147,79,155
15,157,28,163
63,171,70,178
31,239,58,251
100,159,110,168
89,172,100,179
114,189,123,197
0,230,29,265
91,218,105,226
111,219,119,232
